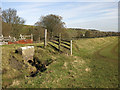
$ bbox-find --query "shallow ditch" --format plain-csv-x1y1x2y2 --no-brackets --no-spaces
27,56,54,77
2,56,54,89
11,49,54,77
2,46,55,89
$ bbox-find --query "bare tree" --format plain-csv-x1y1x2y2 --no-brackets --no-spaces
2,8,25,37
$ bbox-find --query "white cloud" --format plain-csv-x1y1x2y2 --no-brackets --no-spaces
68,18,118,32
2,2,118,31
15,3,53,24
61,3,117,21
61,3,118,32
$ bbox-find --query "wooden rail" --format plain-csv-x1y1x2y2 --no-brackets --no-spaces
42,30,73,55
49,33,72,55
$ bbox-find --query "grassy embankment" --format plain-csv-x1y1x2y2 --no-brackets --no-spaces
2,36,118,88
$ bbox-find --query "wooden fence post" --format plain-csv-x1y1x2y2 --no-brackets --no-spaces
70,40,72,56
31,34,33,41
44,29,47,48
58,33,61,52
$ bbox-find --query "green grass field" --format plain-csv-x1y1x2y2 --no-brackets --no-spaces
2,36,119,88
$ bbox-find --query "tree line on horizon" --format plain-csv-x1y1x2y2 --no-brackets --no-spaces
1,8,120,42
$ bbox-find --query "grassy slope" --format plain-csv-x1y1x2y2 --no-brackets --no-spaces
2,36,118,88
73,37,118,88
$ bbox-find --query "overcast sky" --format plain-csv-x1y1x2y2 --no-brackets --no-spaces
1,0,119,32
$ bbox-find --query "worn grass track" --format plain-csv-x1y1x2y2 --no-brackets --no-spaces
94,40,118,63
89,39,118,88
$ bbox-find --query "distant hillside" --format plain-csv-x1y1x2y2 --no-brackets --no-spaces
2,22,35,36
2,23,120,41
2,22,12,36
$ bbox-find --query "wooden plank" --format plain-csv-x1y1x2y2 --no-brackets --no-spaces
48,43,60,52
50,40,59,45
61,44,70,50
61,42,70,46
52,38,59,42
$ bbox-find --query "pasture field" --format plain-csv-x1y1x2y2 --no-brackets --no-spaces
1,36,119,88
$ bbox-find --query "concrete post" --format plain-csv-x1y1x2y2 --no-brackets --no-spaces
31,34,33,41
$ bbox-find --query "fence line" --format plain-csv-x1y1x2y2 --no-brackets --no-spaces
0,34,33,44
48,33,72,55
19,34,33,40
